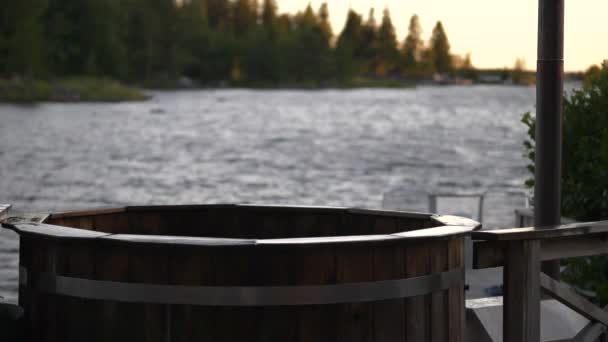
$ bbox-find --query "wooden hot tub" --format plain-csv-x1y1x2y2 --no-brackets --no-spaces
2,204,479,342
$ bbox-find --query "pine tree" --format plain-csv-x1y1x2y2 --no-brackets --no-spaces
459,53,477,80
430,21,452,74
337,10,363,48
244,0,281,84
207,0,231,31
286,3,332,84
297,3,317,28
360,8,378,75
335,10,363,82
84,0,129,78
42,0,129,78
316,3,333,81
318,3,332,42
177,0,210,81
402,14,423,72
463,53,473,70
233,0,258,37
512,57,526,84
261,0,277,33
0,7,7,75
3,0,48,76
376,8,398,76
275,14,292,38
0,1,469,87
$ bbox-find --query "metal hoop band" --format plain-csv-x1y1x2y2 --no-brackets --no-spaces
20,267,463,306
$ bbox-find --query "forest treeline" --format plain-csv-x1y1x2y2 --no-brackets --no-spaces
0,0,474,87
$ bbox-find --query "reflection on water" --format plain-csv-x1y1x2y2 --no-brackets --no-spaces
0,85,540,301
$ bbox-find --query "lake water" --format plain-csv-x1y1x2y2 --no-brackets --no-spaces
0,85,542,301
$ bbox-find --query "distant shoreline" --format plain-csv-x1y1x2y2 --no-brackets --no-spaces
0,76,554,104
0,77,417,103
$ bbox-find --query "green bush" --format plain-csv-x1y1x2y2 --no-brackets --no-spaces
0,77,146,102
0,78,52,102
522,61,608,303
58,78,146,102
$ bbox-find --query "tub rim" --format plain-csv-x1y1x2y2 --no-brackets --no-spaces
1,204,480,247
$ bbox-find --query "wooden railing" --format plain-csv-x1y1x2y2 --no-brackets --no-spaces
473,221,608,342
0,204,10,221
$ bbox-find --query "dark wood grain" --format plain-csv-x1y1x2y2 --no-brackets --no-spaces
503,240,541,342
236,208,265,239
289,212,320,238
92,212,130,234
128,211,166,235
373,243,405,342
293,244,338,342
17,236,31,338
207,206,240,238
129,245,169,342
10,205,475,342
43,240,64,342
255,247,298,342
213,246,260,342
475,234,608,269
372,215,399,234
447,237,465,342
337,244,373,342
341,212,375,236
63,240,96,342
430,241,448,342
94,241,133,342
405,241,431,341
348,207,431,219
48,207,126,219
473,240,507,269
28,238,61,342
541,234,608,260
168,246,216,342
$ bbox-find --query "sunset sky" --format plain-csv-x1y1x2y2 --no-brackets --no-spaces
279,0,608,71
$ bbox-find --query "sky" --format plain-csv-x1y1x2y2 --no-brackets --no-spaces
278,0,608,72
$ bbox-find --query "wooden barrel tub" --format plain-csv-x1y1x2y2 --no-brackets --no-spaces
1,204,479,342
